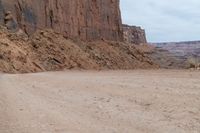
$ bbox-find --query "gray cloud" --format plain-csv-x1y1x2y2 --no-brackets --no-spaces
120,0,200,42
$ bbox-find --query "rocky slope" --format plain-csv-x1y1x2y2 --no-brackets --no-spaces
0,27,157,73
0,0,123,41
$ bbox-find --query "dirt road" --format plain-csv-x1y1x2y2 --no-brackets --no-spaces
0,70,200,133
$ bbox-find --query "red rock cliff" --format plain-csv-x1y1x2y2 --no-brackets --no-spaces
0,0,123,41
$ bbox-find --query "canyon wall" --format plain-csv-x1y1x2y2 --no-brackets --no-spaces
0,0,123,41
153,41,200,58
123,24,147,44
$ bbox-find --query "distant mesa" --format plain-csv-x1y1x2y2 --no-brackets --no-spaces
123,24,147,45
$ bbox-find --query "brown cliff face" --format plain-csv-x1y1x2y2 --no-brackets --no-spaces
0,0,123,41
123,24,147,44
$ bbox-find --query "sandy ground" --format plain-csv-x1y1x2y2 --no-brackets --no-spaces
0,70,200,133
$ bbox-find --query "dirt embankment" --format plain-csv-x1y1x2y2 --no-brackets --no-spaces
0,27,157,73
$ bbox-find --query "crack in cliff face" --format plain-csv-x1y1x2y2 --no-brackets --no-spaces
0,0,123,41
0,0,5,24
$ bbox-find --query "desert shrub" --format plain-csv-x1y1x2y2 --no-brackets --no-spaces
187,57,200,68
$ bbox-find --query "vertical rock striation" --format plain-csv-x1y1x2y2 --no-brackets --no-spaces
0,0,123,41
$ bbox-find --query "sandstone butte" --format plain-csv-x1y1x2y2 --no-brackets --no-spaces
0,0,123,41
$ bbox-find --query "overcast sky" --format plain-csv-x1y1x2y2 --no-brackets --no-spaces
120,0,200,42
